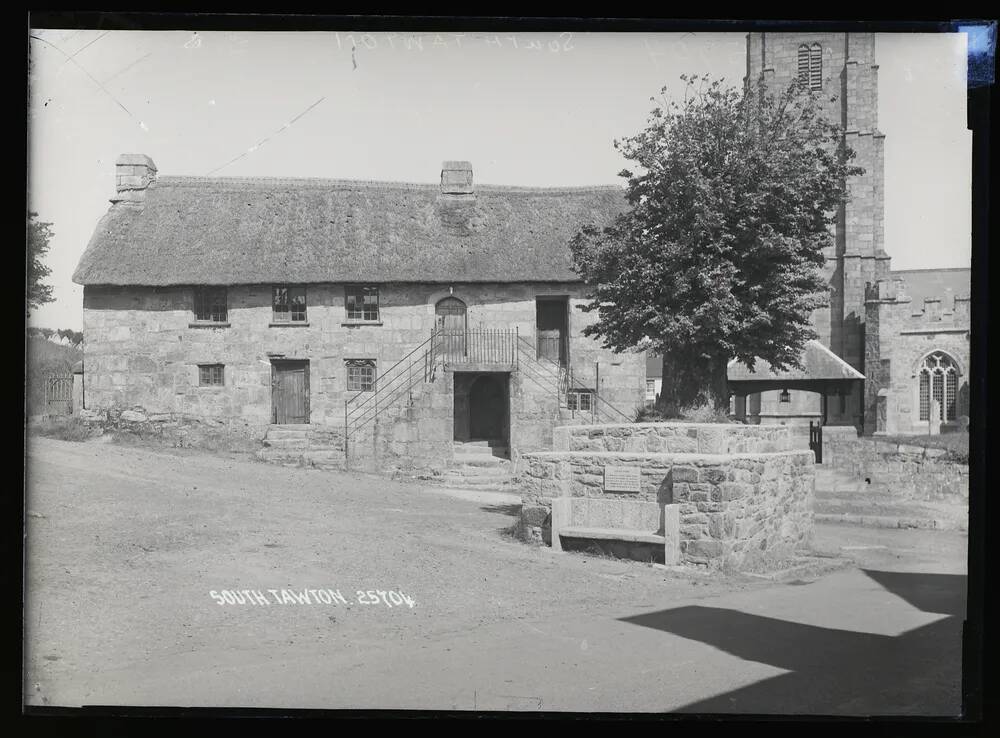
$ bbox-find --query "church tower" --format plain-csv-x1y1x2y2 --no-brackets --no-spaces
744,32,891,429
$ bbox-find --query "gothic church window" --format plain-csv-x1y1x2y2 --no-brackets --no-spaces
797,44,823,91
918,351,959,421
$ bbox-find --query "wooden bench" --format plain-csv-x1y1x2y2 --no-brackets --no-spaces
550,497,681,565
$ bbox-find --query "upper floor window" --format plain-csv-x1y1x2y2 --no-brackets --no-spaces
345,285,379,322
273,286,307,323
797,43,822,91
193,287,227,323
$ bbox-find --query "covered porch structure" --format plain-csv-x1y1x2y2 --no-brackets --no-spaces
728,340,866,427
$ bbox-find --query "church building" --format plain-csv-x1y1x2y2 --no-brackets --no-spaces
729,32,971,437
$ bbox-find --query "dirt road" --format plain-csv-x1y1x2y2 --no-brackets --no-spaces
24,437,968,714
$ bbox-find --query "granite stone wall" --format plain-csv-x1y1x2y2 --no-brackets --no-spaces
823,434,969,505
864,280,971,435
552,422,791,454
81,282,646,466
518,423,815,570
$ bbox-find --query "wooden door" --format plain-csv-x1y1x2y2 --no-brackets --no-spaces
436,297,467,361
272,360,310,424
536,298,568,366
469,375,506,441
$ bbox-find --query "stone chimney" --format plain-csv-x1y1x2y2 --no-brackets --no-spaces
440,160,473,196
112,153,157,203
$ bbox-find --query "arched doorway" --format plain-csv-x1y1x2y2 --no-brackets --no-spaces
435,296,467,360
469,374,506,441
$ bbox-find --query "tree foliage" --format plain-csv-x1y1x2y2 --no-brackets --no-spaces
27,211,56,316
570,75,863,412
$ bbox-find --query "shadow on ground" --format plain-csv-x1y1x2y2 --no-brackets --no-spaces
619,570,966,716
479,503,521,516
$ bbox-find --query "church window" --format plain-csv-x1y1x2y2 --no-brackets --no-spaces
797,44,823,91
918,351,959,421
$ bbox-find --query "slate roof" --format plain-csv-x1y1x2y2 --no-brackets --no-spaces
72,175,626,286
727,340,865,382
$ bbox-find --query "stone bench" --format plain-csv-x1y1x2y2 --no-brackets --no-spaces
550,497,681,565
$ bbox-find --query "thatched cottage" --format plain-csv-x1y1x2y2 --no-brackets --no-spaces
72,156,646,472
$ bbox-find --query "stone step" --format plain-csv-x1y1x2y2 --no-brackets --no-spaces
438,478,513,491
262,437,314,449
447,469,511,482
452,456,511,469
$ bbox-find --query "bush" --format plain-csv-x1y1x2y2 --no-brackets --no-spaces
635,403,736,424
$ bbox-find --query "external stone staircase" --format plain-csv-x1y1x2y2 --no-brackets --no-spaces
256,424,344,470
439,441,514,491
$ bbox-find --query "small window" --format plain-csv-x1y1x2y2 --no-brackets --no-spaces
645,380,656,400
567,389,594,412
198,364,224,386
193,287,227,322
346,359,376,392
345,286,379,322
273,286,307,322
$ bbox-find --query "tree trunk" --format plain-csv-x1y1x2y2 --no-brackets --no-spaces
656,352,731,417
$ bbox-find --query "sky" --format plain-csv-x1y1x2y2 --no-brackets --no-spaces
27,29,972,331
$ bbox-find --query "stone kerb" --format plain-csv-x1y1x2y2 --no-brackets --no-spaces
552,422,791,455
517,448,815,570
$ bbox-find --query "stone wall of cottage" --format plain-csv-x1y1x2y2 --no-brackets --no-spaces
81,282,646,454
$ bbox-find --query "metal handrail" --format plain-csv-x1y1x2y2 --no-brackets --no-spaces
345,330,439,422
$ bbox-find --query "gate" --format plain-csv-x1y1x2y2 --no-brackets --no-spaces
809,421,823,464
44,373,74,416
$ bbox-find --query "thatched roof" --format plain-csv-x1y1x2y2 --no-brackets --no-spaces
727,340,865,382
72,175,625,286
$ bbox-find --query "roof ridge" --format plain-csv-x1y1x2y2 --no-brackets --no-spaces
153,175,623,194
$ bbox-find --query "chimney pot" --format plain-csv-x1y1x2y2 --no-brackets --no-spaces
113,154,157,203
440,160,473,195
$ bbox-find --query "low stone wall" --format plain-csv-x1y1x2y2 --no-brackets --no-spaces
517,448,815,570
824,434,969,504
552,422,791,454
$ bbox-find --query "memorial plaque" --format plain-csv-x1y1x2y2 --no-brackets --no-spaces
603,465,641,492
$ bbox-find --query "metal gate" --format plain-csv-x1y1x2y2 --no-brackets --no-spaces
809,421,823,464
45,373,74,415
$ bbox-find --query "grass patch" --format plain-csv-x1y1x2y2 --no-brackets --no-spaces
635,404,736,424
29,416,99,443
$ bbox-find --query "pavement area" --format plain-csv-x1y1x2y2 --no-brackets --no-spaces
24,437,970,714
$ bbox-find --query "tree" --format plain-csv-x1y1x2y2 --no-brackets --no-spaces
570,75,863,414
27,211,56,316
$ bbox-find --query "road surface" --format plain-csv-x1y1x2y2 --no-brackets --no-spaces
24,437,968,714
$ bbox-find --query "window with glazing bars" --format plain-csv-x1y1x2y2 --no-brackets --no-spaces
567,390,594,412
918,351,959,421
193,287,227,322
346,359,376,392
273,286,307,322
345,286,379,321
198,364,224,386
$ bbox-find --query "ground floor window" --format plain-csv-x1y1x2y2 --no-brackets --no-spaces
198,364,224,386
567,389,594,412
346,359,376,392
918,351,959,421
